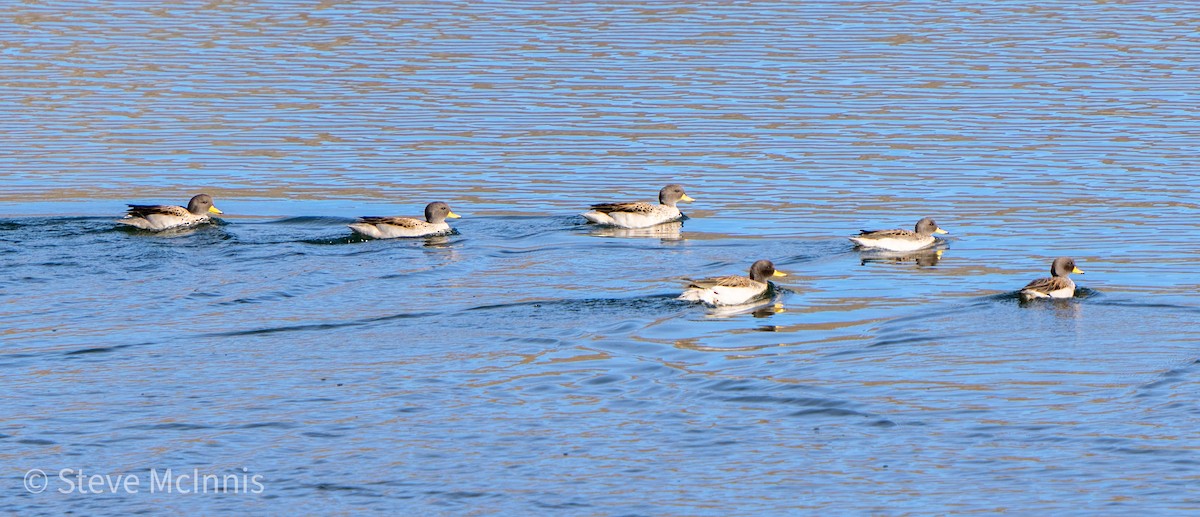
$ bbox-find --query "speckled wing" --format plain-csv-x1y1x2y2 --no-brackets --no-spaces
356,216,424,228
686,275,760,289
1021,276,1073,294
857,228,918,239
589,202,655,215
126,204,189,218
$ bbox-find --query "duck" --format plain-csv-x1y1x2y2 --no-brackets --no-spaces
582,184,694,229
118,194,223,230
849,217,948,251
348,202,461,239
678,259,787,306
1020,257,1084,300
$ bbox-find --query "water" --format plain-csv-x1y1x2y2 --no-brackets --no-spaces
3,1,1199,514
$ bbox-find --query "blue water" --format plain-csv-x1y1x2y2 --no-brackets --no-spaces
3,1,1199,514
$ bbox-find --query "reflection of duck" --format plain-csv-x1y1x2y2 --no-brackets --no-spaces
849,217,948,251
679,259,787,306
859,248,944,267
582,185,693,229
118,194,223,230
588,220,683,240
704,298,786,319
348,202,460,239
1020,257,1084,300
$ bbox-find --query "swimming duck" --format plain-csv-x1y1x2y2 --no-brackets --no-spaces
1020,257,1084,300
118,194,223,230
678,259,787,306
849,217,948,251
348,202,460,239
582,184,694,229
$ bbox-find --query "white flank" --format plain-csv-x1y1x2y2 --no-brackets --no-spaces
119,213,209,231
348,221,450,239
678,284,768,307
849,236,936,252
582,206,681,229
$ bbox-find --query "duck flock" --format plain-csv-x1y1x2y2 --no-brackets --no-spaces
118,186,1084,307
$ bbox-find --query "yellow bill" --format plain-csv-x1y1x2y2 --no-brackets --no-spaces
209,206,224,214
934,228,948,234
1072,266,1084,274
446,211,462,219
680,194,695,202
773,270,788,277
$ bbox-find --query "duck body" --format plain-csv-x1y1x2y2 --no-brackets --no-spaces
348,218,452,238
1020,277,1076,299
679,259,787,307
849,231,937,252
1020,257,1084,300
582,184,693,229
348,201,460,239
582,204,683,229
849,217,947,251
118,194,222,230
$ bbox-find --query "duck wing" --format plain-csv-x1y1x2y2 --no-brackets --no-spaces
857,228,917,239
589,202,655,214
126,204,189,218
1022,276,1073,293
356,216,424,228
686,275,758,289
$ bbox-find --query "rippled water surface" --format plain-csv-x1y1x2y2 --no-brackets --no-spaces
3,1,1199,514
